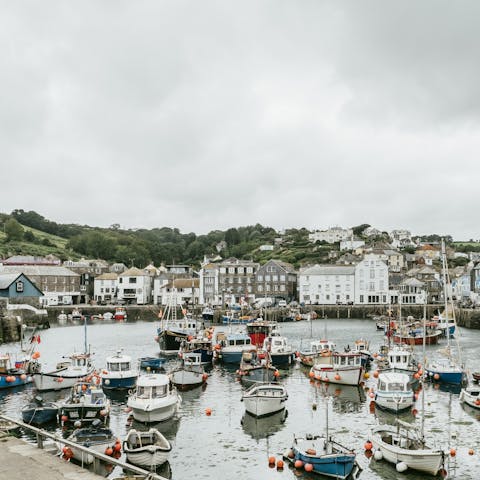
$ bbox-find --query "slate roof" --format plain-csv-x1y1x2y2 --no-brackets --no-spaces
300,264,356,275
0,265,79,276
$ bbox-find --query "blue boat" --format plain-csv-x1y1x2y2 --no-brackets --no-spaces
180,337,214,365
426,359,466,385
216,332,254,364
139,357,167,371
100,351,138,390
0,354,31,389
290,434,357,479
21,396,58,424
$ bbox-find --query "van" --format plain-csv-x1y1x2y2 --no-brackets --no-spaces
278,300,287,308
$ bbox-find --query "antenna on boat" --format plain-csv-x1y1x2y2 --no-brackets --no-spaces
84,315,88,354
421,299,426,443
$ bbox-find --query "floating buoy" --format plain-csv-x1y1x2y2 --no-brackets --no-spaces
20,374,27,381
414,373,420,379
276,459,284,469
268,456,276,465
364,372,370,379
82,384,88,391
105,447,113,456
202,373,208,381
450,448,456,457
396,461,408,473
287,449,295,459
418,370,423,376
373,371,379,378
374,450,383,461
434,373,440,380
439,468,448,478
61,415,68,422
294,459,303,469
304,463,314,472
309,371,315,378
475,399,480,406
114,442,121,452
412,408,418,416
205,408,212,416
373,352,378,358
469,448,475,455
102,370,108,375
63,447,73,460
334,374,341,381
274,370,280,378
32,351,40,359
364,441,373,451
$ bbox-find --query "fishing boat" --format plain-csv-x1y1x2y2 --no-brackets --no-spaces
114,306,127,321
370,420,444,475
33,352,94,391
246,318,277,347
472,372,480,382
241,383,288,417
179,336,213,365
286,398,358,479
237,350,279,384
377,344,421,390
374,372,415,413
21,396,58,424
459,385,480,409
70,308,84,322
298,340,336,367
311,353,364,386
139,357,167,371
201,306,214,321
62,419,116,464
431,314,455,337
100,351,137,390
216,331,255,364
103,311,114,321
156,292,198,354
222,309,255,325
350,339,372,367
284,307,302,322
0,354,31,389
60,381,111,424
169,352,207,390
262,331,295,366
392,325,442,346
127,374,181,423
123,428,172,468
425,240,466,386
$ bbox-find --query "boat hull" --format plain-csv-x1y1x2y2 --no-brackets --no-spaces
21,406,58,424
393,333,441,345
311,365,364,386
460,388,480,409
125,448,170,467
101,375,137,390
158,330,188,354
426,369,465,385
128,396,180,423
243,390,287,417
33,370,94,392
0,374,31,389
375,392,415,413
170,369,205,390
270,352,295,366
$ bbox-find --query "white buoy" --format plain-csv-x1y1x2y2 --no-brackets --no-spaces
396,461,408,473
374,450,383,461
105,378,110,385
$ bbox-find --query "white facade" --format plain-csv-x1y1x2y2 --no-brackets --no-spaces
363,227,383,237
340,239,365,251
117,268,152,305
153,275,170,305
354,254,389,304
298,265,355,305
199,264,220,305
94,273,118,303
157,279,200,306
309,227,353,244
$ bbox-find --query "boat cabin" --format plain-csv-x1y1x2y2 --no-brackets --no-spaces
0,354,12,374
332,353,363,367
377,373,410,392
223,334,252,348
106,352,132,372
183,352,202,366
353,339,370,354
387,348,412,370
136,375,171,399
70,354,90,368
263,335,290,353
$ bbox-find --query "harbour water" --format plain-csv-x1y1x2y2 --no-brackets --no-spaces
1,318,479,479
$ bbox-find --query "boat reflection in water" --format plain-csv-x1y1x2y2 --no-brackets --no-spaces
315,383,366,414
374,403,416,427
109,461,172,480
131,415,181,440
241,409,288,441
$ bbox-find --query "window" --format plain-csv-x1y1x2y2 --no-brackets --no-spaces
360,295,364,303
280,275,285,281
258,285,263,292
258,275,263,282
265,275,271,281
237,267,244,274
246,267,253,273
119,278,123,283
129,277,136,284
326,294,330,300
280,285,285,291
272,275,278,282
16,281,24,293
370,270,375,279
228,267,235,273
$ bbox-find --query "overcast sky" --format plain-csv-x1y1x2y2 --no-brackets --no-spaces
1,1,479,240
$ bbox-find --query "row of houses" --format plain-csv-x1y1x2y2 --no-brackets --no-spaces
1,252,480,307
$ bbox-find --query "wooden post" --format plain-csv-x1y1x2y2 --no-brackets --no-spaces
36,432,44,449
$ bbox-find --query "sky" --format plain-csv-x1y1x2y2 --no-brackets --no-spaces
1,1,479,240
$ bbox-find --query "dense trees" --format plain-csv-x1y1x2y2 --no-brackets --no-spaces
4,218,24,241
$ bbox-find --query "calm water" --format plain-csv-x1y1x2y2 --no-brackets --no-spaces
1,318,480,479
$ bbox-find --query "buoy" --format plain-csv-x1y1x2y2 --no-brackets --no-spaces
73,420,82,428
396,461,408,472
412,408,418,416
414,393,419,400
202,373,208,381
373,371,379,378
294,459,303,468
274,370,280,378
324,376,330,382
306,448,317,455
20,374,27,381
373,352,378,358
295,351,300,358
82,384,87,391
114,442,122,452
57,377,64,383
418,370,423,376
63,447,73,460
334,374,341,381
61,415,69,422
475,399,480,406
276,459,284,469
309,371,315,378
100,409,107,417
102,370,108,375
439,468,448,478
154,336,159,342
32,351,40,359
469,448,474,455
304,463,314,472
414,373,420,379
364,441,373,451
450,448,456,457
105,447,113,456
374,450,383,460
287,449,295,459
205,408,212,416
434,373,440,380
104,379,110,385
364,372,370,379
369,392,375,399
268,456,276,465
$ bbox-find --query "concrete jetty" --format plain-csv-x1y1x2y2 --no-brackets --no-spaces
0,432,104,480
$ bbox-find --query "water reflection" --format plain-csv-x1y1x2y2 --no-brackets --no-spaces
313,383,367,413
241,409,288,440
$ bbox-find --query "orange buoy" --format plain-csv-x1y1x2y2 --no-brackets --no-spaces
82,384,87,391
276,459,284,469
32,351,40,359
294,459,303,468
274,370,280,378
114,442,121,452
202,373,208,381
414,393,419,400
364,441,373,451
369,392,375,399
304,463,314,472
20,374,27,380
412,408,418,416
450,448,456,457
61,415,68,422
105,447,113,456
373,371,379,378
287,449,295,459
475,399,480,406
57,377,64,383
414,373,420,380
205,408,212,416
309,371,315,378
434,373,440,380
268,456,276,465
324,376,330,382
469,449,475,455
334,374,341,381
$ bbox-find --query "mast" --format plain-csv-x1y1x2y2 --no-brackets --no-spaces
441,239,451,352
325,396,329,441
84,315,88,354
421,300,426,442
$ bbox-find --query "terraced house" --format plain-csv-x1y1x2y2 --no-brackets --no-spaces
254,259,297,302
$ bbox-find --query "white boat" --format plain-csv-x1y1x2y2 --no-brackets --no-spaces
262,332,295,366
460,385,480,409
100,351,137,390
201,306,214,321
242,383,288,417
103,312,114,321
298,340,336,367
375,372,415,413
123,428,172,467
60,381,110,424
377,344,420,389
127,374,181,423
170,352,207,390
311,353,364,386
63,419,116,464
114,307,127,321
57,311,68,325
33,352,94,391
371,421,444,475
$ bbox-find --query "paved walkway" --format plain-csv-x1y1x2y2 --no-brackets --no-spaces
0,432,105,480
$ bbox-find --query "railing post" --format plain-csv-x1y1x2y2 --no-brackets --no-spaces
36,432,44,449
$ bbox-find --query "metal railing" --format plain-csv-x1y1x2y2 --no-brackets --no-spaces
0,414,168,480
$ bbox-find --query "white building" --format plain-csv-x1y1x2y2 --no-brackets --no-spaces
354,254,389,304
309,227,353,244
363,227,383,238
199,263,220,305
93,273,118,303
340,239,365,251
390,229,414,248
117,267,152,305
398,278,426,304
298,265,355,305
157,278,200,306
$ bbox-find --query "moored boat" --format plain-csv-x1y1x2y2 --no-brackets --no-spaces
298,340,336,367
170,352,207,390
201,306,214,321
114,307,127,321
100,351,137,390
311,353,364,386
242,383,288,417
139,357,167,372
460,385,480,409
262,332,295,366
216,331,255,364
0,354,31,389
237,349,279,385
21,396,58,424
374,372,415,413
123,428,172,467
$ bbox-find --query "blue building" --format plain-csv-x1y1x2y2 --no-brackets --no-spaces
0,273,44,300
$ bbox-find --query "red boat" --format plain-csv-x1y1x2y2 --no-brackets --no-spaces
246,319,276,347
114,307,127,322
393,330,442,346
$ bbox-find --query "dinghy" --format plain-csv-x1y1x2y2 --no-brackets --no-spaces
123,428,171,467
